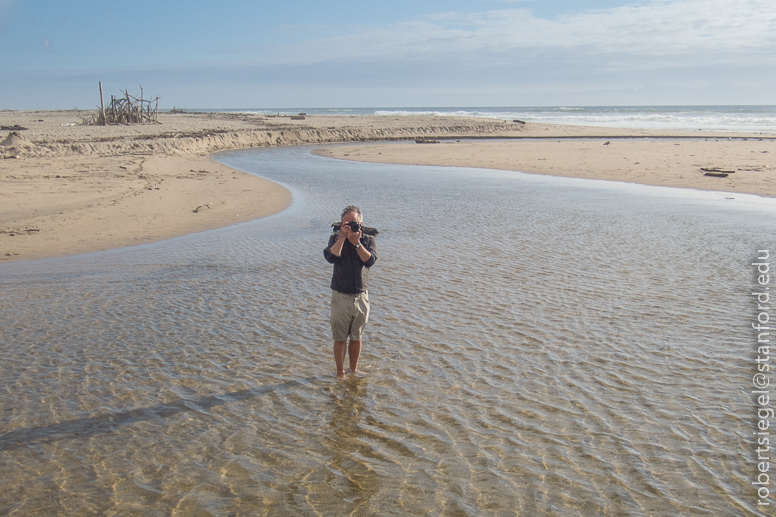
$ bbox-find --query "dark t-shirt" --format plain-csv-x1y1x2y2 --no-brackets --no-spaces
323,233,377,293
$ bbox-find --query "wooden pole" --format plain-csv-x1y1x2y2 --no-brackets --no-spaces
99,81,106,125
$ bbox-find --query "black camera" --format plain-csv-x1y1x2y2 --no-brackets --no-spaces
347,221,361,232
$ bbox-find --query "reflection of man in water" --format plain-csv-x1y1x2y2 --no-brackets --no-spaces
323,206,378,379
325,381,378,505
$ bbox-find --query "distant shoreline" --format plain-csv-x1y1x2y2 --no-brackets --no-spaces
138,105,776,135
2,109,773,263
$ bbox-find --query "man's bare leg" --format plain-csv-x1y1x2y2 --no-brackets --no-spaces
348,339,365,375
334,340,348,379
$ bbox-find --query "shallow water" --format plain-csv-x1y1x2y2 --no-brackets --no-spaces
1,145,774,515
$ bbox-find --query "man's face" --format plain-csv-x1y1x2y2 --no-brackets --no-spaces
342,211,361,224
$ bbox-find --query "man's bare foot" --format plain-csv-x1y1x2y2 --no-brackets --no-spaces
336,372,348,380
351,369,369,378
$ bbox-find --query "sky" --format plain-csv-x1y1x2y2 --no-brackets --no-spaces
1,0,774,109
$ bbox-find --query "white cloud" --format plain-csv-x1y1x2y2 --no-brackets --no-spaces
261,0,776,69
42,38,55,53
3,0,773,107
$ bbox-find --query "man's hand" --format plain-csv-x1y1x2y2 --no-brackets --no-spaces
331,222,371,262
337,223,350,242
339,223,362,245
347,227,362,246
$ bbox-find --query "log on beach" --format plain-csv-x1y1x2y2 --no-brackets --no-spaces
701,167,736,174
701,167,735,178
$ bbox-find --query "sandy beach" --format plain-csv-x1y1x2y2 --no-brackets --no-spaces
316,137,776,198
2,109,774,262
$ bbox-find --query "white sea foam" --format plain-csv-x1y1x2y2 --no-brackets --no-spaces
370,106,776,133
193,106,776,133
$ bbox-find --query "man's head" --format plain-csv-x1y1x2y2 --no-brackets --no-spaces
341,205,362,224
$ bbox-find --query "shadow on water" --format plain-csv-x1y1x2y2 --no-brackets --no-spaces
0,376,327,452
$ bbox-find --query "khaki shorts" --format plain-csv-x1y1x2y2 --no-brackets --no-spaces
330,290,370,342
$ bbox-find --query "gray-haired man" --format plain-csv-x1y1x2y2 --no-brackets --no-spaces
323,205,378,379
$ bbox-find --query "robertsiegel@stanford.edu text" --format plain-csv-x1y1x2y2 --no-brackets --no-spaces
753,249,772,508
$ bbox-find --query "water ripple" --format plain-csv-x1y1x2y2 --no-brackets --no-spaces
0,146,773,515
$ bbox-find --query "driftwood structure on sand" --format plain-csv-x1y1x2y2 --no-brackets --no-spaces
85,82,159,125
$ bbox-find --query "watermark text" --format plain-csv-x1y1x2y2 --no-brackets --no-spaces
753,249,772,508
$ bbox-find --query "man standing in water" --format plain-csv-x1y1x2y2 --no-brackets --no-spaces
323,206,378,379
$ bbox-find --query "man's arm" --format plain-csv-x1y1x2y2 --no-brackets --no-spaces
324,224,353,262
324,233,344,263
330,234,346,257
354,243,371,263
344,226,375,264
358,235,377,267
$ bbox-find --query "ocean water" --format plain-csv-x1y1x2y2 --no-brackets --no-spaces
198,105,776,134
1,146,775,515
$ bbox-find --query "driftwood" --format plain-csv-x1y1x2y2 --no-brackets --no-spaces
86,84,159,125
701,167,735,174
701,167,735,178
99,81,106,125
415,138,440,144
0,228,40,235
